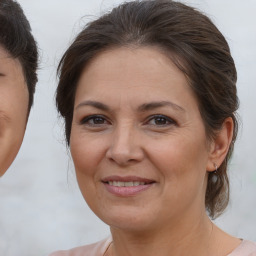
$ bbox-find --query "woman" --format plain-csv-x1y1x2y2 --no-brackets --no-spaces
0,0,38,176
50,0,256,255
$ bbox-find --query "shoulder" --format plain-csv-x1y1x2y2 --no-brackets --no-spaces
228,240,256,256
48,237,112,256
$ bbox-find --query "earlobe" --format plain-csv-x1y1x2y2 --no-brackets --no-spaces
206,117,234,172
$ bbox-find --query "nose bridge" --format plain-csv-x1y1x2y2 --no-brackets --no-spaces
106,121,143,165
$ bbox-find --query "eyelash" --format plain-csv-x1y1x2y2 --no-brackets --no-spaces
145,114,177,127
80,114,176,128
80,115,110,126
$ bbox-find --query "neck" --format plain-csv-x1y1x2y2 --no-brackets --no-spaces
109,212,214,256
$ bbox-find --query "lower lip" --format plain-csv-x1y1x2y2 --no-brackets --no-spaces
103,183,154,197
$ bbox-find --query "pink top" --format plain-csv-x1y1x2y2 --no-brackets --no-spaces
48,238,112,256
228,240,256,256
49,238,256,256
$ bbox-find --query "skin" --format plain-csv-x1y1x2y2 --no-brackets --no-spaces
0,46,29,176
70,46,240,256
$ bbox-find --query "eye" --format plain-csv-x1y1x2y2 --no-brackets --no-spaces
146,115,176,126
80,115,110,126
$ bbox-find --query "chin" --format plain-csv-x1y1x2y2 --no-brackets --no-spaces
109,219,154,232
96,206,158,232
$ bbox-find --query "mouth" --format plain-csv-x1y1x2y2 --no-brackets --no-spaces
106,181,149,187
102,176,155,196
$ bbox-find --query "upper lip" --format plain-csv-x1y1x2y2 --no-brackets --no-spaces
101,176,155,184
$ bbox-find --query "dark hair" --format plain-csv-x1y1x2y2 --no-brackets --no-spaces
0,0,38,110
56,0,239,218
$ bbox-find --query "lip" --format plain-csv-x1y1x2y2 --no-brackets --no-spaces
102,175,155,183
102,175,155,197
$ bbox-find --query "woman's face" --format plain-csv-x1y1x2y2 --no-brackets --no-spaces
0,47,29,176
70,46,214,231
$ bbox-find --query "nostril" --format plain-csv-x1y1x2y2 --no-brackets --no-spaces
105,135,144,165
107,155,138,166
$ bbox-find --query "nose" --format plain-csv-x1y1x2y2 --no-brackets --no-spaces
106,125,144,166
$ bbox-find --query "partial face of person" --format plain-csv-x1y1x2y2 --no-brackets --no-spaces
70,46,214,232
0,47,29,176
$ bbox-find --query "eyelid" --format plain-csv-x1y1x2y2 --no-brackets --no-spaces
80,114,110,125
145,114,177,126
78,114,177,127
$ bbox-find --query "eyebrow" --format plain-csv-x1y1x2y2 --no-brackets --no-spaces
0,73,5,77
138,101,185,112
75,100,185,113
75,100,110,111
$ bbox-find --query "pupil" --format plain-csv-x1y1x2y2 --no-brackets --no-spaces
155,117,166,125
94,117,104,124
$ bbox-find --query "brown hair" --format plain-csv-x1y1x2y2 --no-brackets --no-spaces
56,0,239,218
0,0,38,110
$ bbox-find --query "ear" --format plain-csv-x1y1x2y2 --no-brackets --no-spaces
206,117,234,172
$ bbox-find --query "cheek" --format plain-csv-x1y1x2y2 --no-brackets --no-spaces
148,132,209,186
70,129,107,212
146,135,209,215
0,87,28,175
70,128,105,178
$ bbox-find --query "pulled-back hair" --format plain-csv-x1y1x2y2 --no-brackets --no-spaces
0,0,38,110
56,0,239,218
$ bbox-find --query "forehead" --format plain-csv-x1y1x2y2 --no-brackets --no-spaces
76,46,190,95
0,46,23,75
0,45,27,96
74,46,200,116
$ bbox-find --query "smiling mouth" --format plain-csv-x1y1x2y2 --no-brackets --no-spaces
106,181,149,187
102,176,155,186
102,176,155,196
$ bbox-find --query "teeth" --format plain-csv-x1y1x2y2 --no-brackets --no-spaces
125,181,133,187
108,181,146,186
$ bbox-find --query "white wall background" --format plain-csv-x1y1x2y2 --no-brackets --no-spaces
0,0,255,255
